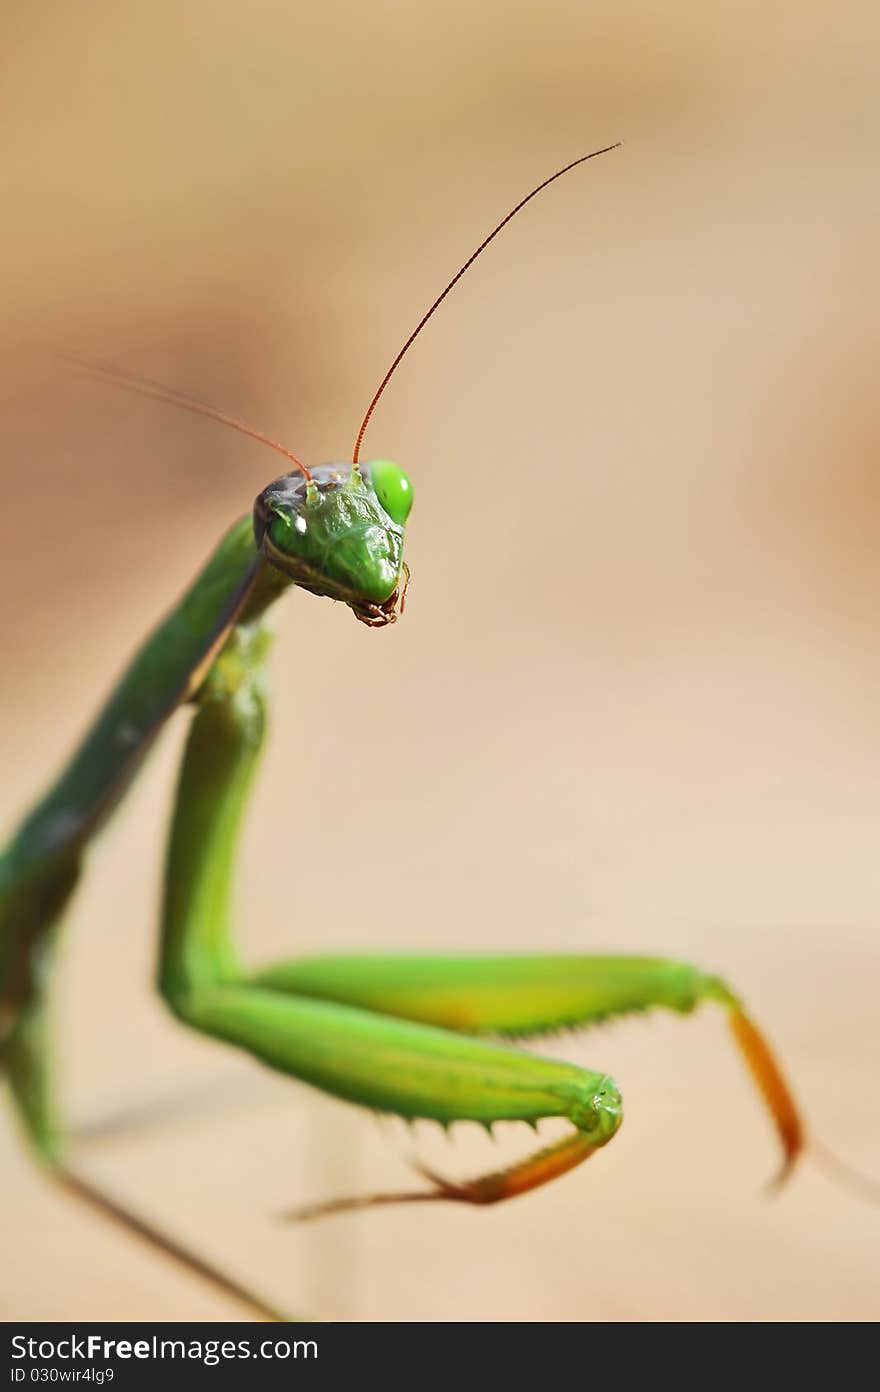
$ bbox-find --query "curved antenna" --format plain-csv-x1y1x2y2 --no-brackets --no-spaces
60,353,311,481
351,142,622,463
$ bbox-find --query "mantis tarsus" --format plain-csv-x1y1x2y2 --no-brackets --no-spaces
1,146,807,1318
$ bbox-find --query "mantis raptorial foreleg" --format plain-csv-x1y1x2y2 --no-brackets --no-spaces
157,624,801,1218
253,952,803,1184
158,622,622,1201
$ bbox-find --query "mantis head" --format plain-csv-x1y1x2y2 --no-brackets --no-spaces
253,459,413,627
74,146,618,631
252,144,618,630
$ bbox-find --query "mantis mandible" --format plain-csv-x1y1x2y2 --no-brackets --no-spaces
0,146,804,1317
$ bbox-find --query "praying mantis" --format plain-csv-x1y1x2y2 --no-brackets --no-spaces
0,146,807,1318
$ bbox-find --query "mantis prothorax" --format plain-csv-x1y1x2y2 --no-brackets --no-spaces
1,146,806,1315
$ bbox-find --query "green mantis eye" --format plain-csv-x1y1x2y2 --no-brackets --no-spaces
368,459,413,526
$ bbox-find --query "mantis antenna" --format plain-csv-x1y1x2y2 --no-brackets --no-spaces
351,142,622,463
61,144,621,479
58,354,312,481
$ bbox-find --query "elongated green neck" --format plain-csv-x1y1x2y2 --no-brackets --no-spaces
5,518,263,879
0,515,291,1160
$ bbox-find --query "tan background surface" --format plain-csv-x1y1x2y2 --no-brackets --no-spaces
2,2,878,1320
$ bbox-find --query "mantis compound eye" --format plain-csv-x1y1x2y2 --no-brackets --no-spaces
368,459,413,526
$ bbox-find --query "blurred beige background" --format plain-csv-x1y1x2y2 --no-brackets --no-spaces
2,1,878,1321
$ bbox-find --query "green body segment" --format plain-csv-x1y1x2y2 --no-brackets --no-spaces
0,518,291,1158
159,623,271,1001
3,517,262,879
186,987,620,1134
254,953,736,1035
